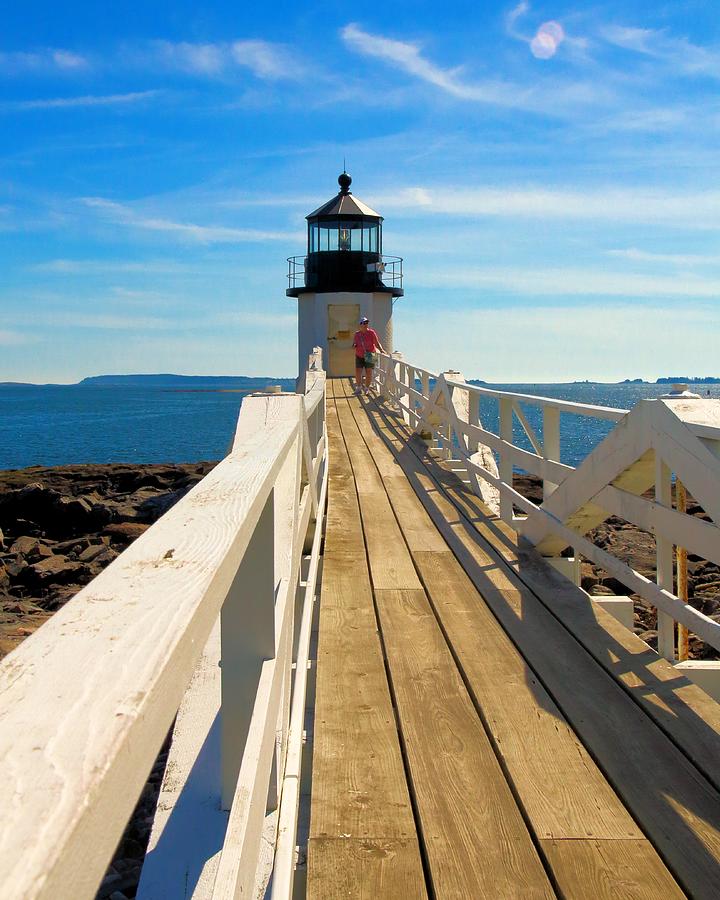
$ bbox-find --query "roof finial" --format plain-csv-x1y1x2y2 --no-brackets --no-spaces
338,169,352,194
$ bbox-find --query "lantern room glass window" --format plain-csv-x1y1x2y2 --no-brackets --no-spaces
309,220,380,253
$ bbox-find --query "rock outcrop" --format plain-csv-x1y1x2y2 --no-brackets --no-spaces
0,462,216,658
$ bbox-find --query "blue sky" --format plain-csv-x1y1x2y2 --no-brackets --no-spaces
2,1,719,383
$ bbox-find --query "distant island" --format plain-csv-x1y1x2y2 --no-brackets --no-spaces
654,376,720,384
619,376,720,384
79,374,293,387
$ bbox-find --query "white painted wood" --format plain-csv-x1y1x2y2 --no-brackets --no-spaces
542,406,560,498
382,352,720,659
0,358,330,900
655,458,676,660
513,400,543,457
0,415,298,900
212,575,293,900
499,396,514,524
546,556,581,587
137,622,226,900
674,661,720,703
221,490,276,810
592,598,635,632
595,483,720,567
271,451,328,900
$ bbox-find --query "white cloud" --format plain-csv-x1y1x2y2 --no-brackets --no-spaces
217,310,296,328
154,41,225,75
341,22,609,112
0,329,33,346
341,22,522,105
506,2,530,39
50,313,168,330
0,48,90,73
51,50,88,69
33,258,193,274
82,197,301,243
607,248,720,266
413,264,720,298
231,40,298,80
147,39,302,80
602,25,720,79
374,183,720,227
2,91,160,112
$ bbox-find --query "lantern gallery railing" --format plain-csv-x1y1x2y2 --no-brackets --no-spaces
375,352,720,664
286,254,403,292
0,359,328,900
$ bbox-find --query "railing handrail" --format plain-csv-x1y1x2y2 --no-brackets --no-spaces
376,352,720,661
0,366,328,899
379,352,720,436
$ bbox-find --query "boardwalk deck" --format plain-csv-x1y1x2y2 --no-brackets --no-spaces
308,379,720,899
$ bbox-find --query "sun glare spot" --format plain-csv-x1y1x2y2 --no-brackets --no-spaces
530,21,565,59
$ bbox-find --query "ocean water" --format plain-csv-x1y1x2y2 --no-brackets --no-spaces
0,379,717,472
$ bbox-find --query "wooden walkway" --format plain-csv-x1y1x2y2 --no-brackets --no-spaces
308,378,720,899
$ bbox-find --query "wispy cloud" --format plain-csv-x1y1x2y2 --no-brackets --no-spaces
148,39,303,80
607,248,720,266
375,184,720,227
341,23,517,103
341,22,609,112
49,313,168,330
0,329,34,346
0,48,90,74
1,90,160,112
414,265,720,298
601,25,720,79
33,258,193,274
82,197,301,243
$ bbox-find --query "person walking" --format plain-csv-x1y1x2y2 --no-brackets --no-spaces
353,317,385,395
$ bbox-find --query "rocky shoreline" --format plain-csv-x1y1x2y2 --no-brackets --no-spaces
1,462,717,898
0,461,217,900
514,474,719,660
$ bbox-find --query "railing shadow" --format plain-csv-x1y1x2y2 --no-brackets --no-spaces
138,713,228,897
357,390,720,894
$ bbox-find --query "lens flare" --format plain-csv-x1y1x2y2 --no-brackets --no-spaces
530,20,565,59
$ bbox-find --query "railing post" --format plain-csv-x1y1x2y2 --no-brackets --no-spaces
543,406,560,499
221,489,276,811
499,396,514,523
677,479,689,661
655,458,676,660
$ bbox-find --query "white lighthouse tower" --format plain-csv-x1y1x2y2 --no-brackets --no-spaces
287,172,403,377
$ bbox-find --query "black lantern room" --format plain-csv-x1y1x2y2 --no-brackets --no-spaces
287,172,403,297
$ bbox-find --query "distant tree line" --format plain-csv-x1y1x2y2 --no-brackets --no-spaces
655,376,720,384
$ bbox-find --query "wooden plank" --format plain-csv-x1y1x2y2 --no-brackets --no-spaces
308,389,426,897
364,401,720,899
337,399,422,590
540,839,685,900
445,459,720,788
370,396,720,787
308,838,428,899
348,399,682,897
373,589,554,900
412,552,641,839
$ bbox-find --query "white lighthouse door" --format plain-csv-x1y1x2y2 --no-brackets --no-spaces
327,304,360,376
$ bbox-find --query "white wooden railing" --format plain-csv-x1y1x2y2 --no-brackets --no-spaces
375,352,720,663
0,354,327,900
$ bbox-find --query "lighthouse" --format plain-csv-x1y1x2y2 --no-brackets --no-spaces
287,172,403,377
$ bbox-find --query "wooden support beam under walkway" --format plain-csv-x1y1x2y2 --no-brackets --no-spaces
308,377,720,899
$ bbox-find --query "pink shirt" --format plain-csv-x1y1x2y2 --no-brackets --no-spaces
353,327,380,358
